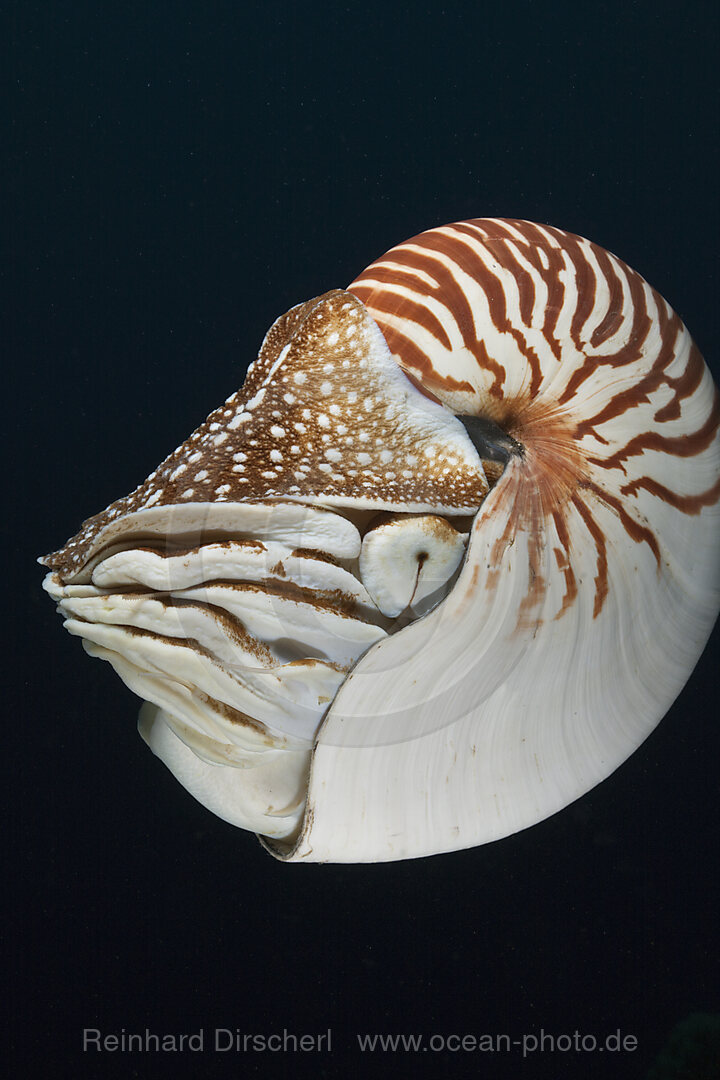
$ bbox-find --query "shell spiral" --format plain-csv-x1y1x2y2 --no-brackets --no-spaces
350,218,720,628
41,218,720,863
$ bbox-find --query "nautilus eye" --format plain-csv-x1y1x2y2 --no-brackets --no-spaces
40,218,720,863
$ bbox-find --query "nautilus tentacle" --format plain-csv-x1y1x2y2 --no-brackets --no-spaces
41,219,720,862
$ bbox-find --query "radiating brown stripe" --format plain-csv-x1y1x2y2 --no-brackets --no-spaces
395,365,444,404
557,249,652,407
351,264,442,293
551,508,578,619
485,483,518,600
591,390,720,471
574,302,682,437
350,284,454,350
440,224,545,397
377,322,476,394
515,494,547,631
464,218,519,239
481,235,546,398
585,481,661,566
542,225,598,353
512,224,568,361
615,255,654,356
484,446,575,630
466,218,542,243
589,308,625,347
354,249,442,297
588,246,626,347
370,236,508,397
620,473,720,513
483,236,536,326
571,494,609,618
654,341,704,423
468,221,561,390
443,225,513,329
413,229,509,325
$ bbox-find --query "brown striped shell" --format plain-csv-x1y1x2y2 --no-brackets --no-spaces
350,218,719,630
41,218,720,862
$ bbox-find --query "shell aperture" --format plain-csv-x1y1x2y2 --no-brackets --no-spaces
41,218,720,862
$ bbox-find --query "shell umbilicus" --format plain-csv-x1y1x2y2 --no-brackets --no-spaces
41,218,720,862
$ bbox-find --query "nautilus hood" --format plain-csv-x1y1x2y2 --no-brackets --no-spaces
41,218,720,863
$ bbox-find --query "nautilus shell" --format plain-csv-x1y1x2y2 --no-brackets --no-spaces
41,218,720,863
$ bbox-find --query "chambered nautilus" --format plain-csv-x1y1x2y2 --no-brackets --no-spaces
41,218,720,863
